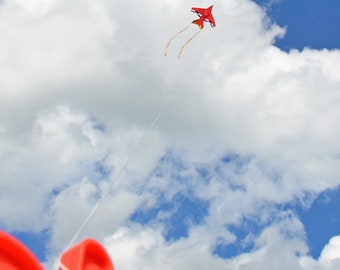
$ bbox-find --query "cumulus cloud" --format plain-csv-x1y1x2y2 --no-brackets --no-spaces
320,235,340,261
0,0,340,269
299,235,340,270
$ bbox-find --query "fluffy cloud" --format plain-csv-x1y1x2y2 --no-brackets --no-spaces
299,235,340,270
320,235,340,261
0,0,340,269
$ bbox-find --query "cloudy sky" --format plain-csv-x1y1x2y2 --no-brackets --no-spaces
0,0,340,269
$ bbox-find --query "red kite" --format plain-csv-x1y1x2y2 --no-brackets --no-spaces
165,5,216,59
191,5,216,30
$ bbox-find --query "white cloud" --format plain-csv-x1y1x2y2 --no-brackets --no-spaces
0,106,104,231
0,0,340,268
299,235,340,270
320,235,340,261
104,217,308,270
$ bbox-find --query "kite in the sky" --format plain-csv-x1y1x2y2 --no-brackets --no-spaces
165,5,216,59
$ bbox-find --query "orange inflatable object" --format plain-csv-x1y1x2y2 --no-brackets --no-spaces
59,238,114,270
0,230,114,270
0,230,44,270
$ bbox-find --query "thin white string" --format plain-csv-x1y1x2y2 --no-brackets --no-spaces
64,104,167,250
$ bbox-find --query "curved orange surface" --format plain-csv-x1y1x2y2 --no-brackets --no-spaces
0,230,44,270
59,238,114,270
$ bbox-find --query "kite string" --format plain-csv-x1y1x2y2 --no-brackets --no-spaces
164,24,191,56
64,104,167,251
178,30,201,59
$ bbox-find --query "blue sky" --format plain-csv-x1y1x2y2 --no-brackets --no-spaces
255,0,340,51
253,0,340,259
1,0,340,269
297,187,340,259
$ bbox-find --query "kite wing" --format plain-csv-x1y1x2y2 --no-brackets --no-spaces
191,7,207,16
206,14,216,27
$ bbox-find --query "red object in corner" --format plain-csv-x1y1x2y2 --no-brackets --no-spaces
0,230,44,270
59,238,114,270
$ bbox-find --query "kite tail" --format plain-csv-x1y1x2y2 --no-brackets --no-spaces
164,25,190,56
178,30,201,59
